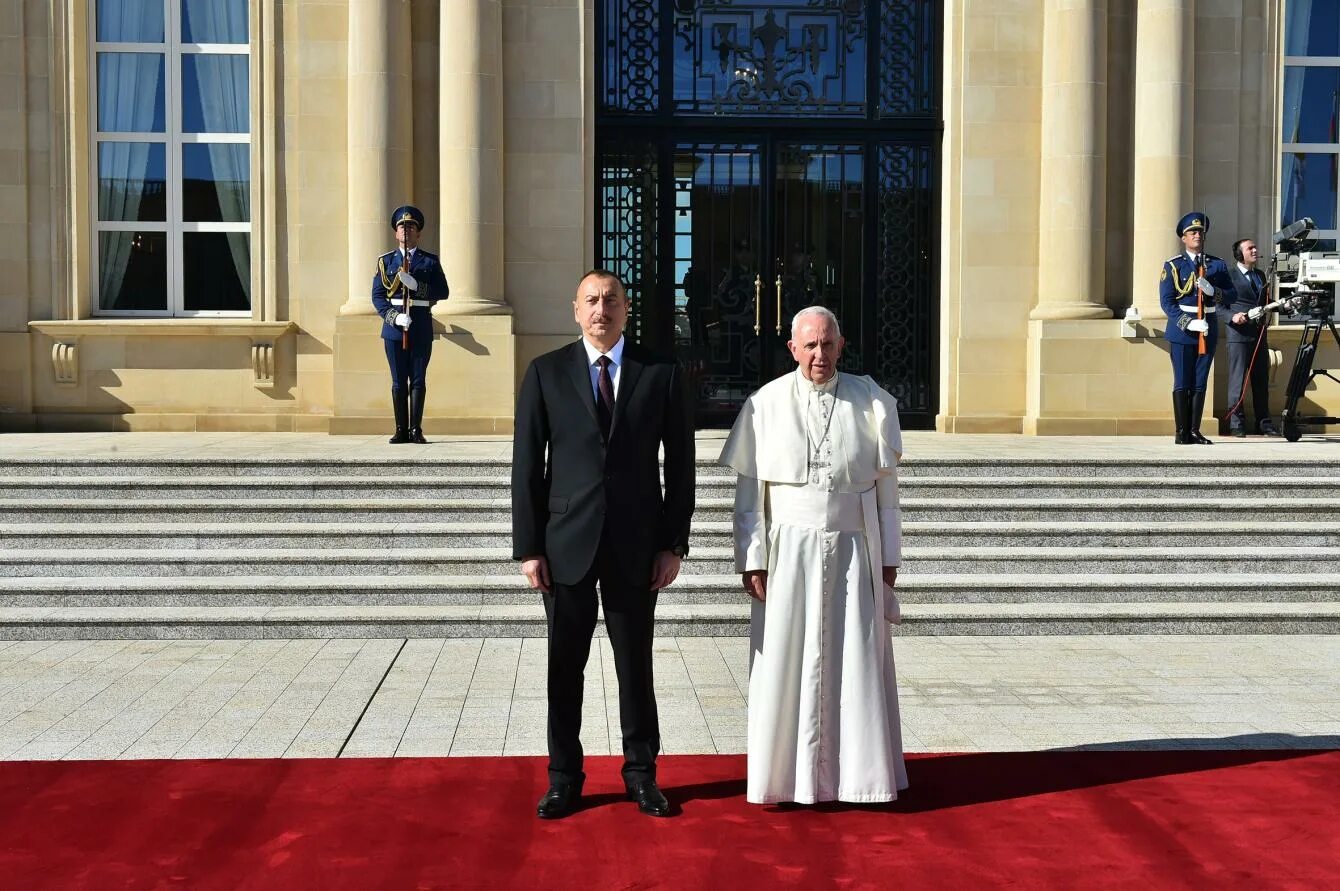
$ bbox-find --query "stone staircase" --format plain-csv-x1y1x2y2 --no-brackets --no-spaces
1,453,1338,638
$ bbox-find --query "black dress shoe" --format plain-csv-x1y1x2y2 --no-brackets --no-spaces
626,780,670,817
409,427,427,445
389,428,410,444
536,781,582,819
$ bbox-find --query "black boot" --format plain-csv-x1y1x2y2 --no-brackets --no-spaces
1172,390,1191,445
409,388,427,444
1189,390,1213,444
389,389,410,444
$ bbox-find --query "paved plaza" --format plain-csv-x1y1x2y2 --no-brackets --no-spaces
1,431,1336,763
1,635,1337,761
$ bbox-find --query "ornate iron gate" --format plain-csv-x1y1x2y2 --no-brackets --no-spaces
597,0,941,427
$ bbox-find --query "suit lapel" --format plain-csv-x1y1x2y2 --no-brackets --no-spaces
566,341,599,425
610,345,645,441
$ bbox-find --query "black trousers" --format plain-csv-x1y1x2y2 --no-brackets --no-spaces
1226,336,1271,432
543,537,659,787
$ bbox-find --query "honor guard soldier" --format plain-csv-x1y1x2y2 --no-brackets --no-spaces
1159,212,1232,445
372,205,449,444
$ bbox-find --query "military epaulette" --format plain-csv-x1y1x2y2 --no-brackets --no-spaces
1165,256,1183,264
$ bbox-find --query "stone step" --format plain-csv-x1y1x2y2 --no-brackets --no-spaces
4,497,1339,523
4,474,1338,500
3,521,1337,550
0,573,1333,608
2,547,1335,578
1,456,1337,479
3,601,1337,639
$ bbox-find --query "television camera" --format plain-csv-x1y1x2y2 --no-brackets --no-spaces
1266,218,1340,441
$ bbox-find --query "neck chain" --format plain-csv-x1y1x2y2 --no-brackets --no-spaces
799,374,839,468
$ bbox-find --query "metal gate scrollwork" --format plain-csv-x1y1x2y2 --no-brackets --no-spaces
875,142,934,414
672,0,867,117
597,140,659,341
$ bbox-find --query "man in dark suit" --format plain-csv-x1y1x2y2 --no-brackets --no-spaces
1158,212,1234,444
1224,238,1280,436
512,270,695,820
371,205,450,444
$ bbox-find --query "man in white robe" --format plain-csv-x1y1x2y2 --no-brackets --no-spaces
719,306,908,805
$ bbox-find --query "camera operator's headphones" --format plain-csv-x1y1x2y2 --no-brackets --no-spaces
1232,239,1248,262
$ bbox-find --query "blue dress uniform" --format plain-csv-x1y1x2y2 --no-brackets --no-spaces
371,205,450,444
1159,212,1232,444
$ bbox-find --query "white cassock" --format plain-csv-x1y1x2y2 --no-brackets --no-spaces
720,368,908,804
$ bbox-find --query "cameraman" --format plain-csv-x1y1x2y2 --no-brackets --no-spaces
1225,238,1280,436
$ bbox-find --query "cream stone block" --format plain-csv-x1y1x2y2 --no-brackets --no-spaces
955,371,1025,415
527,189,583,232
0,332,32,415
516,334,578,379
508,119,583,157
504,225,583,263
505,80,555,118
297,4,346,41
553,81,582,118
938,414,1025,434
295,43,346,80
961,158,994,197
299,150,345,190
964,121,1038,159
525,6,578,46
297,76,343,115
1024,319,1189,433
428,313,515,426
330,314,516,433
995,6,1043,48
506,261,586,334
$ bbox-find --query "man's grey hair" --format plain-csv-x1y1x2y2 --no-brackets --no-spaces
791,305,841,340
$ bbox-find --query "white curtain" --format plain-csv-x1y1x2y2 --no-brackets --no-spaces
1280,1,1312,225
95,0,164,42
97,52,164,308
182,0,247,44
183,0,250,306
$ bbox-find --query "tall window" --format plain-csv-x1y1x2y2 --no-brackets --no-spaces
1282,0,1340,249
92,0,251,315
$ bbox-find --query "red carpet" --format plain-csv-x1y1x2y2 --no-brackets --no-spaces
1,751,1337,889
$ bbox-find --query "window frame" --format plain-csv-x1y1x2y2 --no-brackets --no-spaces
1280,48,1340,246
88,0,254,318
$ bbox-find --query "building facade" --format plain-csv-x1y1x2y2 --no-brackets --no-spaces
1,0,1335,434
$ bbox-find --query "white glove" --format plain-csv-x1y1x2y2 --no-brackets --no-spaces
1186,318,1209,334
396,269,418,290
1246,306,1266,322
394,313,410,330
1196,276,1214,297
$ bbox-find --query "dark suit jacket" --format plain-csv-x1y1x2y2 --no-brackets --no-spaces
511,339,695,588
1226,265,1268,344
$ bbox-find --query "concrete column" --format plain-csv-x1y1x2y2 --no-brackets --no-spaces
1130,0,1194,318
340,0,414,315
437,0,509,316
1032,0,1111,320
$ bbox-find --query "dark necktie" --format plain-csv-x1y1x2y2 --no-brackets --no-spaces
596,355,615,439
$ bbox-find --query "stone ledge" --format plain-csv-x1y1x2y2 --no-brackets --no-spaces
28,320,298,338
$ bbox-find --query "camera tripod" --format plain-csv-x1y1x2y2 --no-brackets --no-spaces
1280,314,1340,442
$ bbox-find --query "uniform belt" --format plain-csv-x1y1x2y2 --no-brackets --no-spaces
399,299,432,308
1179,304,1215,313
